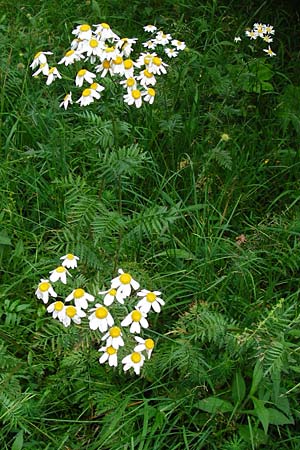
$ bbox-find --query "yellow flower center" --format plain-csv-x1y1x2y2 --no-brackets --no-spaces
103,60,111,69
153,57,162,66
56,266,66,273
73,288,85,299
54,301,64,311
66,305,77,318
131,310,142,322
144,69,153,78
114,56,123,65
119,273,132,284
80,24,91,32
39,282,50,292
34,51,42,59
89,39,99,48
131,352,142,363
66,253,74,259
82,88,91,97
144,56,152,65
65,50,74,57
126,78,135,87
145,338,154,350
90,83,98,90
101,23,110,29
105,46,115,53
109,326,121,338
64,94,70,101
146,292,157,302
147,88,155,97
95,306,108,319
108,288,117,296
48,67,56,74
132,90,141,100
124,59,133,69
107,346,117,355
77,69,87,77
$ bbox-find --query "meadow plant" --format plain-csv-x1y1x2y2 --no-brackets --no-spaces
35,254,164,375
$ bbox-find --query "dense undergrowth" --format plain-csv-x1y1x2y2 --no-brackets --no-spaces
1,0,300,448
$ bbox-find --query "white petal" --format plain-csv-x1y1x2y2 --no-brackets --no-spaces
121,314,132,327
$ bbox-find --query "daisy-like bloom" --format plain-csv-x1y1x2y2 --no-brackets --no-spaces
72,23,93,41
111,269,140,299
60,253,79,269
61,305,86,327
164,48,178,58
120,76,137,92
98,345,118,367
148,56,168,75
60,92,73,110
137,69,156,86
122,351,145,375
30,51,53,70
46,67,61,85
142,87,156,105
142,40,157,50
111,55,124,75
76,88,101,106
35,279,57,304
123,59,135,78
32,63,49,77
263,35,273,43
88,304,114,332
124,89,143,108
263,46,276,57
94,22,119,41
47,300,65,321
117,38,138,58
171,39,186,50
245,29,258,40
95,59,114,77
58,49,84,66
90,82,105,95
135,52,156,69
136,289,164,313
234,36,242,43
83,37,105,62
264,24,275,35
134,336,155,359
75,69,96,87
98,287,119,306
101,326,124,349
49,266,71,284
65,288,94,310
254,23,265,37
143,24,157,33
154,31,172,46
121,309,149,334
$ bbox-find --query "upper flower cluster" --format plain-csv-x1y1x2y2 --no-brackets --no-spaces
35,255,164,375
244,22,276,57
30,21,186,109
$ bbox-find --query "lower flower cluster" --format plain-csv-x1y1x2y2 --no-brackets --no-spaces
35,253,164,375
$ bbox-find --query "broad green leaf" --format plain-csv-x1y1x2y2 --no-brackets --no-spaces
232,371,246,404
239,424,268,446
268,408,294,425
249,361,263,396
252,397,269,434
12,430,23,450
197,397,233,414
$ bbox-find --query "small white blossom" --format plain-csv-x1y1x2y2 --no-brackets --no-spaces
61,305,86,327
111,269,140,299
75,69,96,87
35,279,57,304
65,288,94,310
121,309,148,334
88,304,114,332
76,88,101,106
98,345,118,367
134,336,155,359
136,289,164,313
60,253,79,268
49,266,71,284
122,352,145,375
59,92,73,110
143,25,157,33
46,67,61,85
101,326,124,349
47,301,65,321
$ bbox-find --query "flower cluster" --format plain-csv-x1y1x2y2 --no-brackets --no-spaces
35,254,164,375
30,22,186,109
245,22,276,56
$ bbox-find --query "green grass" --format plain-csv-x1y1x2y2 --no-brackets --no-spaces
1,0,300,448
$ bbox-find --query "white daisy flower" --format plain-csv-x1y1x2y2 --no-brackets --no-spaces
47,301,65,321
72,24,93,41
143,25,157,33
58,49,84,66
94,22,119,41
135,52,156,69
120,77,137,92
46,67,61,85
263,46,276,57
136,289,164,313
90,82,105,94
75,69,96,87
154,31,172,46
245,30,258,40
98,345,118,367
65,288,94,310
101,326,124,349
142,40,157,50
30,51,53,70
121,309,149,334
61,305,86,327
98,287,119,306
100,45,119,62
142,87,156,104
134,336,155,359
171,39,186,50
59,92,73,110
35,279,57,304
148,56,168,75
122,59,135,78
88,304,114,332
60,253,79,269
82,38,105,62
95,59,114,77
264,25,275,35
137,69,156,86
111,55,125,75
49,266,71,284
164,48,178,58
122,351,145,375
124,89,143,108
32,63,49,77
117,38,138,58
263,35,273,43
76,88,101,106
234,36,242,43
111,269,140,299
